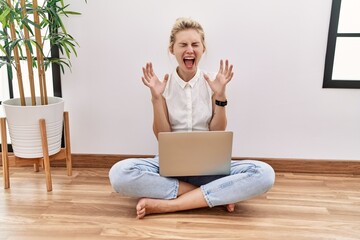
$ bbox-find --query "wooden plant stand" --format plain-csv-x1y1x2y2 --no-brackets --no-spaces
1,112,72,192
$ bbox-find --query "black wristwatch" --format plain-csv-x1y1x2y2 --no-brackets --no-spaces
215,99,227,107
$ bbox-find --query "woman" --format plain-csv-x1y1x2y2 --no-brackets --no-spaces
109,18,275,219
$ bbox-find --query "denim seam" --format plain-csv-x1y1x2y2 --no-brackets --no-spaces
199,170,263,207
200,185,213,208
171,179,179,199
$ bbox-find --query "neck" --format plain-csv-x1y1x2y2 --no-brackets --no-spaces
177,67,197,82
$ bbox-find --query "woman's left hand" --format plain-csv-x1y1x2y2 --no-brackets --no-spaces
204,59,234,99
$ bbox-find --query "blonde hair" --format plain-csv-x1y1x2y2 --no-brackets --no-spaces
169,17,206,52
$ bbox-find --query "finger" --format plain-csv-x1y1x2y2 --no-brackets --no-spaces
225,59,229,72
228,72,234,82
163,74,169,82
226,64,233,79
142,67,147,79
146,63,152,78
149,62,155,77
142,66,150,80
141,77,150,87
203,73,210,83
219,59,224,73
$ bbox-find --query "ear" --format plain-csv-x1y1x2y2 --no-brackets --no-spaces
169,46,174,55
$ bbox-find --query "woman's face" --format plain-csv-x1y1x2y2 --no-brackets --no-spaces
170,29,205,80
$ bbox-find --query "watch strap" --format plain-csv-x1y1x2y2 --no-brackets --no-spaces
215,99,227,107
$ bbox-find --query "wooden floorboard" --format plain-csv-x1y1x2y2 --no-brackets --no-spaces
0,167,359,240
2,154,360,174
55,154,360,174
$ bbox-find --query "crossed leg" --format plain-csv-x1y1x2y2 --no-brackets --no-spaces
136,181,235,219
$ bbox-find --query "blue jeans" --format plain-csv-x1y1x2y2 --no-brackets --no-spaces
108,156,275,207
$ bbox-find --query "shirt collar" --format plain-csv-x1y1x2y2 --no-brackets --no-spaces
174,68,201,89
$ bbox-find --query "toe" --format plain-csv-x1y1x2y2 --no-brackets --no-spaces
226,203,235,212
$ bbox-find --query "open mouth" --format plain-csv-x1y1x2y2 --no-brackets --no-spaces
183,57,195,69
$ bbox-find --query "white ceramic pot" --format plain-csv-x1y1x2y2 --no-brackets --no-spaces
2,97,64,158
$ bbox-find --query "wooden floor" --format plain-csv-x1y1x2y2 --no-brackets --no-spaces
0,167,359,240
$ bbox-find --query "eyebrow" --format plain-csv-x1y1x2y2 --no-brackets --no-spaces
178,41,200,45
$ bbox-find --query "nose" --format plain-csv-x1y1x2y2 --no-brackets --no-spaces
186,46,194,53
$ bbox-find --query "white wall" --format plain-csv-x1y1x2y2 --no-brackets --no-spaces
61,0,360,160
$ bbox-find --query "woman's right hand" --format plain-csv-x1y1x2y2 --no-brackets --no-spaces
141,62,169,100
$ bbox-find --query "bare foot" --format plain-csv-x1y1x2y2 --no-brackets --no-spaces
226,203,236,212
136,198,173,219
136,198,234,218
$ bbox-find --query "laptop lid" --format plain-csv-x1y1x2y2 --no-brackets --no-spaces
158,131,233,177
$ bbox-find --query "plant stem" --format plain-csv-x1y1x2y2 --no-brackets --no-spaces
6,0,26,106
21,0,36,105
33,0,48,105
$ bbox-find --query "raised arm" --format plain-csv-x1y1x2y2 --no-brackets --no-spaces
141,62,171,138
204,59,234,131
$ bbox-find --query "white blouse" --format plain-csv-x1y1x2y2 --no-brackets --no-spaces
162,68,214,132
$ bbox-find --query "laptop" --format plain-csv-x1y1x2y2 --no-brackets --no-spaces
158,131,233,177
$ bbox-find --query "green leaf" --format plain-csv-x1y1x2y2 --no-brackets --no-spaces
0,61,6,68
21,18,35,35
0,8,10,28
24,39,34,54
0,44,6,55
62,11,81,16
9,39,22,51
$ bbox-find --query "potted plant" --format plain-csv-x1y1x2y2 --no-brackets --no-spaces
0,0,82,158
